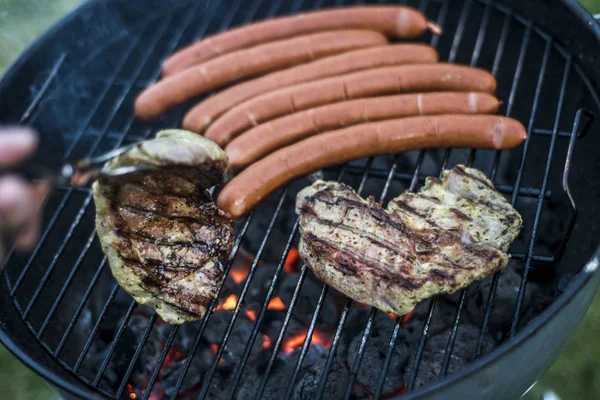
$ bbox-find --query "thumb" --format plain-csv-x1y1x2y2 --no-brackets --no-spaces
0,127,38,167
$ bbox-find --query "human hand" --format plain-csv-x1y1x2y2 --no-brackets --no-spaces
0,127,51,252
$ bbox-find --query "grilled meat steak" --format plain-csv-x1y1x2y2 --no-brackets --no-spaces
296,165,522,316
93,130,234,324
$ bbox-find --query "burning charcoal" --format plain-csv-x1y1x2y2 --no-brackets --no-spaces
403,295,458,338
425,323,495,360
264,317,305,342
291,344,349,400
403,323,495,389
346,312,413,396
237,359,294,399
238,192,298,263
404,347,465,389
244,263,279,305
224,247,257,292
202,310,264,365
279,272,337,331
464,264,530,336
161,346,213,399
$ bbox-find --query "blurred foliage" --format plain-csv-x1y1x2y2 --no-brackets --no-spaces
0,0,83,72
0,1,599,400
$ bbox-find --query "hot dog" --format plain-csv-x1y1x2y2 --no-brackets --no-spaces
199,64,498,147
183,44,439,133
162,6,440,76
225,92,501,171
135,30,387,121
217,115,527,220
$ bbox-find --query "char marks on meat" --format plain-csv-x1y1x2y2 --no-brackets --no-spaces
296,165,522,316
93,130,234,324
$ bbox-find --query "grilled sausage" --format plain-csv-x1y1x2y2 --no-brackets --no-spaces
161,6,440,76
135,30,387,121
217,115,527,220
225,92,501,171
199,64,497,147
183,44,438,133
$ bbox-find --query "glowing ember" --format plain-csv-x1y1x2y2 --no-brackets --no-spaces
284,247,300,274
401,309,415,326
209,344,225,365
245,309,257,321
126,384,137,399
230,269,247,284
388,312,398,320
223,294,238,310
283,330,329,353
268,296,286,310
262,334,272,349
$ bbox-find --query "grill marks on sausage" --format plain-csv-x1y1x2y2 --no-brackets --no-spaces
296,165,522,316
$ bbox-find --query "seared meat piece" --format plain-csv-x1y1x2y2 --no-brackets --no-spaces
296,165,522,316
93,130,234,324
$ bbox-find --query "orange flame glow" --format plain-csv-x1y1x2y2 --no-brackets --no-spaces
245,309,257,321
262,334,272,349
283,330,329,354
388,312,398,320
401,309,415,326
268,297,285,310
223,294,238,310
284,247,300,274
230,270,247,284
126,384,137,399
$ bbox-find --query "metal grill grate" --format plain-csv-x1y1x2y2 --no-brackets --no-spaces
2,0,599,399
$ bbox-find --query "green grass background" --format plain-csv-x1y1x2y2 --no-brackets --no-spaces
0,1,599,399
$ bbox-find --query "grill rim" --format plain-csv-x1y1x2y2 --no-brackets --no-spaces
1,0,600,399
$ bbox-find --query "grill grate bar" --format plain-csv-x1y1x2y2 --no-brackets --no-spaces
54,259,108,357
448,0,473,63
225,220,300,398
256,166,348,399
115,313,158,399
343,306,378,400
168,214,254,399
431,7,529,380
141,325,180,400
19,52,67,123
36,230,97,337
405,148,453,391
73,283,120,370
21,195,92,318
313,158,378,399
476,37,553,354
342,0,452,393
92,300,138,386
198,189,290,399
5,29,145,293
285,284,330,399
510,55,571,336
340,166,552,199
19,11,178,309
254,265,308,399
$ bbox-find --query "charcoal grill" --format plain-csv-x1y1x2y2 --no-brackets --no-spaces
1,0,600,399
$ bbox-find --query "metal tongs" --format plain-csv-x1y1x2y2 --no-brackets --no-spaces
56,144,156,187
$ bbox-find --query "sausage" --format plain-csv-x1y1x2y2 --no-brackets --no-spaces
135,30,387,121
217,115,526,220
184,44,438,133
225,92,501,171
199,64,497,147
162,6,441,76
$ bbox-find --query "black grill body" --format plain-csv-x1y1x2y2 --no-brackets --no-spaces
1,1,600,399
